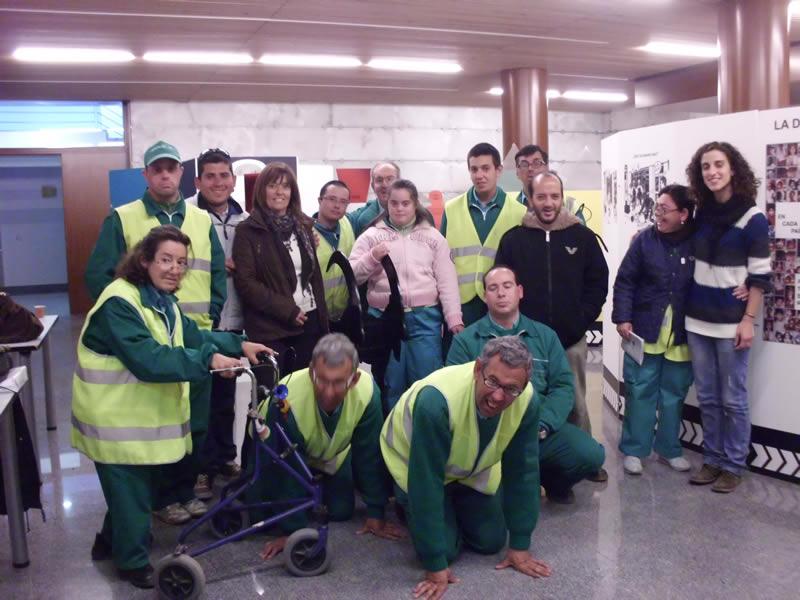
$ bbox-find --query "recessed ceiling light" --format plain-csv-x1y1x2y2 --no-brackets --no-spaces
259,54,362,68
367,58,462,74
546,90,561,99
143,51,253,65
640,41,720,59
13,47,135,63
562,90,628,103
791,1,800,18
487,87,561,99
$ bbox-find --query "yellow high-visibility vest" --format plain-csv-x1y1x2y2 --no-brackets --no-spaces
315,218,355,321
380,362,533,495
259,367,374,475
444,192,525,304
71,278,191,465
116,199,214,330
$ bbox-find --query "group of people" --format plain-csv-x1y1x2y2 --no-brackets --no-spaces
69,136,768,597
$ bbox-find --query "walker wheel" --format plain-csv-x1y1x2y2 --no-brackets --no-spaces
155,553,206,600
209,502,249,540
284,528,330,577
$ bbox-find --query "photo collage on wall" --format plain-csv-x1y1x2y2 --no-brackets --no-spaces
621,160,670,228
763,142,800,345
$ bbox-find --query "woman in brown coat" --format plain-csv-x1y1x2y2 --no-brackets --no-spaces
233,162,329,379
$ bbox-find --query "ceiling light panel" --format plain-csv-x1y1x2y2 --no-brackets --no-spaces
640,41,720,59
143,51,253,64
562,90,628,102
259,54,362,68
367,58,462,74
13,47,135,63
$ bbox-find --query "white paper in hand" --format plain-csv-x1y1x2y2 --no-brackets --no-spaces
621,332,645,366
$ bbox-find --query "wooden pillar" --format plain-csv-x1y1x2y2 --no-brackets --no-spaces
501,68,549,157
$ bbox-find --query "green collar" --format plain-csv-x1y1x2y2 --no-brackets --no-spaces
142,189,186,217
139,283,177,312
474,312,532,340
469,186,505,210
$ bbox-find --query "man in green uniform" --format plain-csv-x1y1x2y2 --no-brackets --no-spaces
447,265,605,504
440,143,526,327
349,161,400,236
382,336,551,600
256,333,405,561
84,140,228,524
511,144,549,207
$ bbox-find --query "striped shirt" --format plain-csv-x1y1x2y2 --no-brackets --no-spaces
685,205,772,338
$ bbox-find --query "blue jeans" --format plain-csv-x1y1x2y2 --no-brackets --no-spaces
686,332,751,475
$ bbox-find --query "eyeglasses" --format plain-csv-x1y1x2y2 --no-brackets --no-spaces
517,159,547,170
311,369,354,392
198,147,231,160
481,370,523,398
373,175,397,185
321,195,349,206
155,256,189,271
654,205,680,216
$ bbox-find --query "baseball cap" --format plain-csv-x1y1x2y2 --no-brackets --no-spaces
144,140,181,166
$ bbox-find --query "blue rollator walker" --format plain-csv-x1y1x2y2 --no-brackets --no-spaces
155,353,331,600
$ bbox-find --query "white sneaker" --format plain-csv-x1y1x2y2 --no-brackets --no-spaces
659,455,691,472
623,456,643,475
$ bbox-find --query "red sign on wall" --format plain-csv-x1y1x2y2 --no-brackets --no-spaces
335,168,372,204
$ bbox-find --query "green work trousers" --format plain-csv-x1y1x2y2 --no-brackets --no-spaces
95,462,159,570
619,353,693,459
540,423,605,496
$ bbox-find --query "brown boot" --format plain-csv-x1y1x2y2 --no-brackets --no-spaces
689,463,722,485
711,471,742,493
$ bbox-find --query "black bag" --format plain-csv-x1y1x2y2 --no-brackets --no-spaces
0,292,43,344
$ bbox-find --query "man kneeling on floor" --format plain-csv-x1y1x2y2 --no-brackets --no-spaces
381,336,551,600
447,265,606,504
253,333,405,560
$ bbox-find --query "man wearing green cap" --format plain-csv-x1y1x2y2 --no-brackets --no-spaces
85,140,227,525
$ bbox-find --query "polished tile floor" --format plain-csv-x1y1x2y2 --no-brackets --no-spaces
2,308,799,599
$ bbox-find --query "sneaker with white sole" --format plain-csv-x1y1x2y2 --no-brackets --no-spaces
183,498,208,518
659,455,691,472
153,502,191,525
623,456,643,475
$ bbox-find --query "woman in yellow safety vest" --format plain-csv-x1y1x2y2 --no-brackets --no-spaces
71,225,270,589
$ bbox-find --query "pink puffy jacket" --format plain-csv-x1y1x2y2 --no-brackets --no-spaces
349,220,463,330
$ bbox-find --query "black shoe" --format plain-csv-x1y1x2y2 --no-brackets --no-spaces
91,533,112,561
546,489,576,505
118,564,154,589
587,468,608,482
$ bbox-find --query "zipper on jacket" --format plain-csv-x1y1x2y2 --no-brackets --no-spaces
545,230,553,324
152,306,176,347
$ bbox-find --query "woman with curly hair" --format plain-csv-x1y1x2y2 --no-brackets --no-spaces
684,141,771,493
233,162,329,378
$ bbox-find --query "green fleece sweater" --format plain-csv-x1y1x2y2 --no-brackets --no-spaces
446,314,575,434
82,283,244,384
348,198,382,237
85,190,227,325
263,377,388,522
406,385,540,571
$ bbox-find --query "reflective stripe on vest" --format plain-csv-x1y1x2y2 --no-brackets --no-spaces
116,199,214,330
71,278,191,465
380,362,533,495
443,192,525,304
315,218,355,320
263,368,373,475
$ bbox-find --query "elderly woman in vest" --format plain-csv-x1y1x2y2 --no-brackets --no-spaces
71,225,270,589
233,162,329,379
349,179,463,410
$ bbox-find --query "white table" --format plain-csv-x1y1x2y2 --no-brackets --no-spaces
4,315,59,457
0,366,30,568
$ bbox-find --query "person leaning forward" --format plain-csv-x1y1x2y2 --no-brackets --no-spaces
381,336,551,600
253,333,405,562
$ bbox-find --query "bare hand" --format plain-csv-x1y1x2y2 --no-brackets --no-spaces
225,257,236,274
312,230,321,248
449,324,465,335
735,318,755,350
210,353,243,377
294,310,308,326
241,342,274,365
356,518,406,541
616,322,633,341
732,284,749,302
260,536,287,561
413,569,459,600
495,549,552,578
371,242,390,261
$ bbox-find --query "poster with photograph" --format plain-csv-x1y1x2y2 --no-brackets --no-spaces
763,142,800,345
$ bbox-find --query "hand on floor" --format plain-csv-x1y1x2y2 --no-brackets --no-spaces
259,536,287,561
495,549,552,578
356,517,407,541
413,568,458,600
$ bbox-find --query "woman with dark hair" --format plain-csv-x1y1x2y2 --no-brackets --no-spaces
349,179,463,409
683,141,771,493
71,225,270,589
612,185,696,475
233,162,329,376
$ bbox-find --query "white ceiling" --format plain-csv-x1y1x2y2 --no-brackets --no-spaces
0,0,794,111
